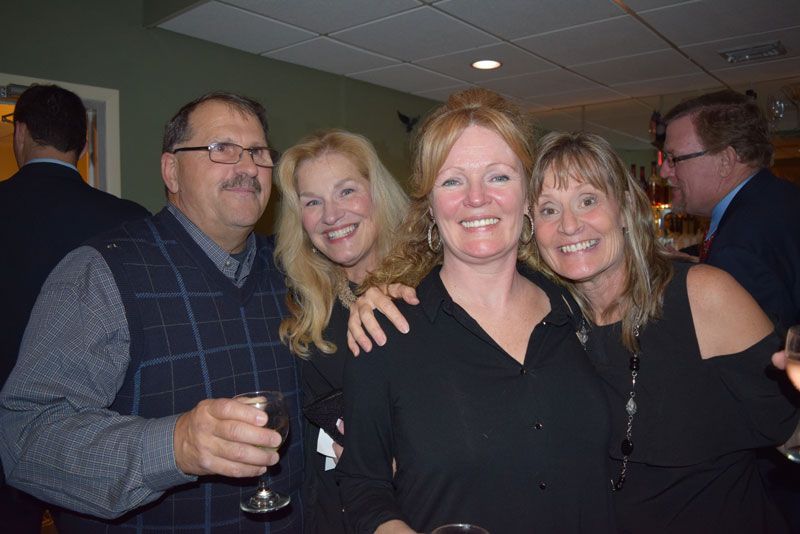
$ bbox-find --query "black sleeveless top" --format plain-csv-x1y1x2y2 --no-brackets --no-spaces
586,261,798,533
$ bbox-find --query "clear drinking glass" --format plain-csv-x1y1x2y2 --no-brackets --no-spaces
235,390,291,513
431,524,490,534
781,326,800,462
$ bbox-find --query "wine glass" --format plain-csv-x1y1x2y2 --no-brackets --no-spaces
235,390,291,513
780,326,800,462
431,524,490,534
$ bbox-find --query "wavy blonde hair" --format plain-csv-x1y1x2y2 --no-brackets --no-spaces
530,131,673,352
274,129,409,357
366,88,537,288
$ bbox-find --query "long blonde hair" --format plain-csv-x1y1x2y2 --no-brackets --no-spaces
367,88,537,288
530,131,673,352
274,129,409,357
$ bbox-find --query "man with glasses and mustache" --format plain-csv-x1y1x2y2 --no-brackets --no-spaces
660,89,800,530
0,92,303,533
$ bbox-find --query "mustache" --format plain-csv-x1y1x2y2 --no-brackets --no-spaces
221,174,262,193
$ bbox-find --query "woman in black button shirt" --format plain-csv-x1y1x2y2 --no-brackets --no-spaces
274,129,408,533
336,90,616,534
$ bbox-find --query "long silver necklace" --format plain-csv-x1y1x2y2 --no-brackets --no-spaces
577,318,640,492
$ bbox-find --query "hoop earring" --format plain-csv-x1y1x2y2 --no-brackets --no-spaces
427,221,441,252
519,212,534,245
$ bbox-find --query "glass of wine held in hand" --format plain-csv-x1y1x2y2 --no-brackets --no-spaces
780,326,800,462
235,390,291,513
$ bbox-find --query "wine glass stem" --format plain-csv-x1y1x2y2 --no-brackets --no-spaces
257,473,269,492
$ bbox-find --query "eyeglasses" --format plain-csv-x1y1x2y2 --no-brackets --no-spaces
1,112,13,124
171,142,279,169
662,150,708,168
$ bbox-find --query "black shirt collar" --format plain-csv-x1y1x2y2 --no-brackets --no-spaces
417,263,572,327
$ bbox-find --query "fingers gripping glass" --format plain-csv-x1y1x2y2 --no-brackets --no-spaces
235,391,291,513
171,142,279,168
662,150,708,168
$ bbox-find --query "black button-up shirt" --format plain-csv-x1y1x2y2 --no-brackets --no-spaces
338,266,616,533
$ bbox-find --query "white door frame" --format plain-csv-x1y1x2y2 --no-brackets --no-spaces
0,73,122,197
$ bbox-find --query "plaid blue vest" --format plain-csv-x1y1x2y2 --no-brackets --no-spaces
58,209,303,534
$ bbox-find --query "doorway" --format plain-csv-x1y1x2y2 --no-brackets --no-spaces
0,73,121,196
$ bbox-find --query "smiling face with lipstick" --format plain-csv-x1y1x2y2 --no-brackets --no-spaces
533,168,626,293
431,124,529,272
297,151,379,283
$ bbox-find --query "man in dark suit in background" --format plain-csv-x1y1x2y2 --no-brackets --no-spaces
660,89,800,331
660,89,800,530
0,83,149,533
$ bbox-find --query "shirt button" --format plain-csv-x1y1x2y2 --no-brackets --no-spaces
534,422,543,430
539,482,547,490
225,260,232,266
519,367,527,375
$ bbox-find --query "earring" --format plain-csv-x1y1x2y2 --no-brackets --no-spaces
427,221,441,252
519,212,534,245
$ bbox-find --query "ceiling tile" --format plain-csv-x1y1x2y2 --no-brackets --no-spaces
264,37,398,75
349,64,464,93
531,109,585,133
516,16,666,66
331,6,498,61
482,69,598,99
637,0,800,46
226,0,421,33
611,72,722,98
684,26,800,71
624,0,692,10
528,86,628,109
414,83,477,102
436,0,623,40
712,56,800,85
416,43,554,81
158,1,315,54
571,49,700,85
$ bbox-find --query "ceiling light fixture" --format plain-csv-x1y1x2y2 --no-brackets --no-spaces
471,59,502,70
719,41,787,64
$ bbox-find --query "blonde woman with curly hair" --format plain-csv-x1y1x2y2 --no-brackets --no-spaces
336,89,615,533
274,129,408,533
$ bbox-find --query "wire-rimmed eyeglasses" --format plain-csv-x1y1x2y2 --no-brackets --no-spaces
171,142,279,169
662,150,708,168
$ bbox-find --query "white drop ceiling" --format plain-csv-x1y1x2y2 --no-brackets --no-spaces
157,0,800,151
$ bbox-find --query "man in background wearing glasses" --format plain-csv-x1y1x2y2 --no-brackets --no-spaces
660,89,800,331
0,92,303,533
661,89,800,531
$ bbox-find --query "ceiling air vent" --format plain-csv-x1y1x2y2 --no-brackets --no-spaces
719,41,787,64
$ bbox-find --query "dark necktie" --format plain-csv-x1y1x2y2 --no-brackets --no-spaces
699,231,716,262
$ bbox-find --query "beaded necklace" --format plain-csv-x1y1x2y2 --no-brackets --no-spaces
577,318,640,492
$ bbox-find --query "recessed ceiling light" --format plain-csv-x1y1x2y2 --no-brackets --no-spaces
471,59,502,70
719,41,787,64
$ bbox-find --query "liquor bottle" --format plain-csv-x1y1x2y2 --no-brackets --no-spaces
648,162,665,205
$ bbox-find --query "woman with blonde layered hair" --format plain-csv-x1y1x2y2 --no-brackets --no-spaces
276,129,408,357
274,129,408,534
530,131,673,352
530,131,796,533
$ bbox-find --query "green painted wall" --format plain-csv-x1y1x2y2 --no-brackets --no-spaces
2,0,436,232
